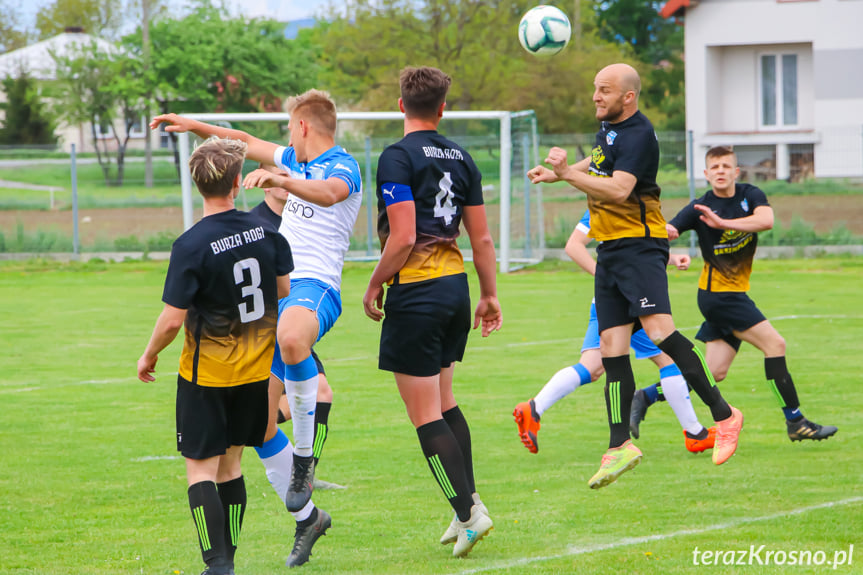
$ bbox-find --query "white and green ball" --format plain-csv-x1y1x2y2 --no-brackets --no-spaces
518,5,572,56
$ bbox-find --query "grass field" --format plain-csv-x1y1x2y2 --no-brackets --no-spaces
1,257,861,574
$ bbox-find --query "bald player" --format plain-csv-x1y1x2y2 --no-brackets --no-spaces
528,63,743,488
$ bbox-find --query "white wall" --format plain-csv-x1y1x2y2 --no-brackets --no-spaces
683,0,863,178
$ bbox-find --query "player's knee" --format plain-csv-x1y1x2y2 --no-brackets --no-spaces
317,376,333,402
278,332,311,365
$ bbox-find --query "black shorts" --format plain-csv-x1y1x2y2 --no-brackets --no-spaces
595,237,672,332
696,290,767,352
379,274,471,377
176,376,269,460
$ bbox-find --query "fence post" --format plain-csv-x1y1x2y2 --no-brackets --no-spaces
71,143,80,259
365,136,374,256
522,132,531,259
686,130,697,258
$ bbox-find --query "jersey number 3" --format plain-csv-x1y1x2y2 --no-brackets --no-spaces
434,172,457,225
234,258,264,323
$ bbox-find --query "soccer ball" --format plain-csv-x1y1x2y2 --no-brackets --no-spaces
518,5,572,56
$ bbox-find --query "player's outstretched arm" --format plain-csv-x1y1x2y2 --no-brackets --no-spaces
137,304,186,382
694,204,774,233
150,113,278,164
463,204,502,337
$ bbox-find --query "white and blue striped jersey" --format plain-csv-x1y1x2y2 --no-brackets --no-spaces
273,145,362,291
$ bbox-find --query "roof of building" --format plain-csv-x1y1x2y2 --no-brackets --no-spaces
0,32,116,80
660,0,691,19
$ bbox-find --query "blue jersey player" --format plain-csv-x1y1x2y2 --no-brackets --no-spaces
151,89,362,567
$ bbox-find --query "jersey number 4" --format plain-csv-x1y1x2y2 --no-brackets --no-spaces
434,172,457,226
234,258,264,323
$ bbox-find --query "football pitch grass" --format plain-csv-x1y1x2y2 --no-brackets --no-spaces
1,257,860,574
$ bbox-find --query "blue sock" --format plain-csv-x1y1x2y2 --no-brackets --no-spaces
784,407,803,421
643,383,660,405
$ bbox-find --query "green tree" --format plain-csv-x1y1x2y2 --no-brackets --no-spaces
310,0,631,133
51,42,148,185
0,2,30,52
591,0,685,130
35,0,123,40
134,0,319,117
0,69,57,146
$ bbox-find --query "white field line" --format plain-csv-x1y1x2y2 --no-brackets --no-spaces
454,496,863,575
0,374,178,394
4,314,861,389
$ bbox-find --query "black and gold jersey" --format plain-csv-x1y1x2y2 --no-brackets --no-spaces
587,111,667,241
376,130,484,285
669,183,769,292
163,209,293,387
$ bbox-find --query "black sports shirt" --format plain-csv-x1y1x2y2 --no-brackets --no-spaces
669,183,769,292
163,209,293,387
376,130,484,284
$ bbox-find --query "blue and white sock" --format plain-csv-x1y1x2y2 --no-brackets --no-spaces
284,355,319,457
533,363,592,416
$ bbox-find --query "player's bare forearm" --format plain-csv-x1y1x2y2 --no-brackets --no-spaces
137,305,185,382
562,169,634,204
694,204,774,232
150,114,277,163
564,228,596,275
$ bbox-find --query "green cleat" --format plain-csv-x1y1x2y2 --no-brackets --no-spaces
588,440,642,489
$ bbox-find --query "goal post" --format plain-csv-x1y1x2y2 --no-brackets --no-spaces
175,110,542,272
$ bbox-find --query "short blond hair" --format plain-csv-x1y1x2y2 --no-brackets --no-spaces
285,89,337,138
188,137,248,197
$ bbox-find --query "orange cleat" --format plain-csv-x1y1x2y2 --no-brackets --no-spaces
713,406,743,465
513,399,541,453
684,426,716,453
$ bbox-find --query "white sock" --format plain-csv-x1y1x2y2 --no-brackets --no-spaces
533,363,592,416
284,355,319,457
255,428,294,506
292,500,316,522
661,374,705,435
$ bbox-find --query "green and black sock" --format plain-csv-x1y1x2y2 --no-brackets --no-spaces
602,355,636,448
217,476,246,563
188,481,229,571
313,401,331,465
658,330,732,421
765,356,802,421
416,419,472,521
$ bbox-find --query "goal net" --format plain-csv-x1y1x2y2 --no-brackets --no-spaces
174,110,543,272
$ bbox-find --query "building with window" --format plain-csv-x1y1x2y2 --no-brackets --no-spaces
661,0,863,181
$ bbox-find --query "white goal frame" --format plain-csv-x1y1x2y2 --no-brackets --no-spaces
176,110,539,272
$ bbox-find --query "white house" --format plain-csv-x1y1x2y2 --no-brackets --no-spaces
0,29,155,153
661,0,863,181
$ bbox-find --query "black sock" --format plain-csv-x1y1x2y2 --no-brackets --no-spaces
658,331,732,421
217,476,246,563
297,506,319,529
765,356,802,419
313,402,331,465
188,481,229,570
655,383,666,402
602,355,636,449
416,419,472,521
442,405,476,494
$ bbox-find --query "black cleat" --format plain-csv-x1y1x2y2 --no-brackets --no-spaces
787,418,838,441
629,389,649,439
286,508,331,567
285,454,315,512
